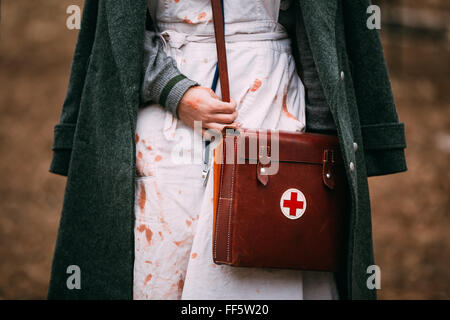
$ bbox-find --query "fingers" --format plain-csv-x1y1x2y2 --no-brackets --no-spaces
206,109,238,124
208,97,237,114
201,128,218,141
203,121,241,132
179,87,241,136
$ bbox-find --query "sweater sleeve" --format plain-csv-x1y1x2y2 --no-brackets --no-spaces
140,29,200,117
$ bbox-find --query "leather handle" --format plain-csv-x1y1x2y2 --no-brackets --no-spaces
211,0,230,103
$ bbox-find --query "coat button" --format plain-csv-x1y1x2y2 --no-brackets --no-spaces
353,142,358,152
340,71,345,81
349,161,355,172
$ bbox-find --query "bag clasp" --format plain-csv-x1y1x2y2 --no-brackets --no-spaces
322,149,336,190
257,145,271,186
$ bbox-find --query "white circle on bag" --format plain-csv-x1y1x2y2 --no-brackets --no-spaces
280,188,307,219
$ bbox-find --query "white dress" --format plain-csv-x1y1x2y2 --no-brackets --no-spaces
133,0,339,300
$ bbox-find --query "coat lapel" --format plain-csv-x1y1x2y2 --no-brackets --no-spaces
298,0,339,113
105,0,147,125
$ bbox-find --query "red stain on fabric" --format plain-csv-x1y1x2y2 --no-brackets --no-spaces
147,145,152,150
136,133,140,143
186,219,192,226
144,274,152,285
158,231,164,240
159,216,172,234
250,79,262,92
198,12,206,20
178,279,185,292
282,87,299,120
174,0,180,3
138,185,146,211
137,224,153,243
137,151,143,159
183,16,193,24
191,253,198,259
155,155,162,162
173,240,185,247
211,263,217,268
239,88,250,106
145,260,152,264
145,228,153,243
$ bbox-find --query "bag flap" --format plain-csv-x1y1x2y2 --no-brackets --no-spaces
221,128,344,166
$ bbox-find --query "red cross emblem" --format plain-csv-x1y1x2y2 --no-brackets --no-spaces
280,188,307,219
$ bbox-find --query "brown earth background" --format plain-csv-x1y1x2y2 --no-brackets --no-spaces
0,0,449,299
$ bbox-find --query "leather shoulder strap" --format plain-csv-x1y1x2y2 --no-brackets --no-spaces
211,0,230,102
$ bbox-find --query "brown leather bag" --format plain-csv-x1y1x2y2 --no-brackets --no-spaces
211,0,349,271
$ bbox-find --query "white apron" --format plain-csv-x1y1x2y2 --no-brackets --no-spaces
133,0,339,300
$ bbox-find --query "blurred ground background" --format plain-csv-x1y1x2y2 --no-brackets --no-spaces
0,0,448,299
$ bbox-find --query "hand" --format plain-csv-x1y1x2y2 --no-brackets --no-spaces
177,86,240,137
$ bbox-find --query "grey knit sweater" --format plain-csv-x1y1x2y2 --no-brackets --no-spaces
141,2,336,133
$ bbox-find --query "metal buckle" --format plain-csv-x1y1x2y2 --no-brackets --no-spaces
202,140,211,186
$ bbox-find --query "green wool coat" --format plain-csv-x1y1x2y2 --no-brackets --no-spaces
48,0,407,300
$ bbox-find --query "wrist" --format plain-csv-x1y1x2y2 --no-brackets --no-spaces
162,75,199,118
175,83,199,119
